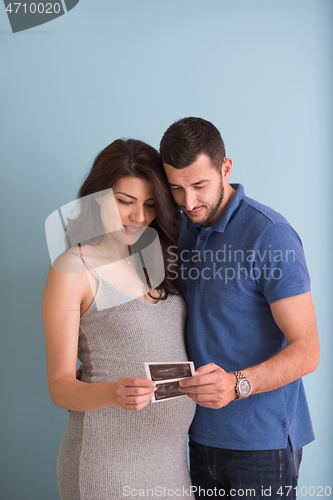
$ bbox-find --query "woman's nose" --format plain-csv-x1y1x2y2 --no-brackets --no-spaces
130,205,146,223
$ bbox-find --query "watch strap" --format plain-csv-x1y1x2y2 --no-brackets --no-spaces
231,370,250,400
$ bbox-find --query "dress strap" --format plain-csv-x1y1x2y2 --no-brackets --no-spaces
64,245,102,280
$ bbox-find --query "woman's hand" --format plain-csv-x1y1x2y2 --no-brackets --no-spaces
116,377,156,411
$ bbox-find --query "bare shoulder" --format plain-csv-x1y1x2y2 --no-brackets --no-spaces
44,249,88,301
44,246,96,315
51,247,84,275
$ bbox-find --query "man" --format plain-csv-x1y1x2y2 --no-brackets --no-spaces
159,117,319,499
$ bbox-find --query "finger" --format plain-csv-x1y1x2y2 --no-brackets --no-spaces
195,363,219,375
116,386,155,403
179,364,219,388
76,367,83,380
179,373,216,388
122,386,156,397
120,393,154,410
123,400,151,411
120,377,156,389
179,384,216,395
189,392,219,402
122,393,155,405
178,375,200,388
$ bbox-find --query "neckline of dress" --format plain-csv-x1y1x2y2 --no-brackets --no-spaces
80,275,168,319
99,275,164,305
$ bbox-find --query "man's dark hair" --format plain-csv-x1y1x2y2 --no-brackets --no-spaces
160,117,226,170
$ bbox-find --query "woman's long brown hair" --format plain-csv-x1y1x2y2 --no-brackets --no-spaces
66,139,181,297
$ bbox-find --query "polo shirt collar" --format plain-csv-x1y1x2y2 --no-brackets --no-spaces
184,183,245,233
210,183,245,233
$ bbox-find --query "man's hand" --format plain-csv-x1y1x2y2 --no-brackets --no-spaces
115,377,156,411
178,363,237,409
67,366,83,412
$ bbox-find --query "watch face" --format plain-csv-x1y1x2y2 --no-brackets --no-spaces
239,379,251,397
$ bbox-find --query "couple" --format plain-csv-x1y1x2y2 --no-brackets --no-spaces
43,117,319,500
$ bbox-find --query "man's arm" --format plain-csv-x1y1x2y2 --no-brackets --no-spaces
242,291,319,393
179,292,319,409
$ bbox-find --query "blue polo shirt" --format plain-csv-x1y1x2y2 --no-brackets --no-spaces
178,184,314,451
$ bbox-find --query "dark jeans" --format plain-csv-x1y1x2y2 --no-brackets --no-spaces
189,437,302,500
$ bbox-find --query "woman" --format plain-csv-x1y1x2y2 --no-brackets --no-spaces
42,139,196,500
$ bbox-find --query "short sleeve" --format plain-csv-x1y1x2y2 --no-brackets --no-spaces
253,223,311,304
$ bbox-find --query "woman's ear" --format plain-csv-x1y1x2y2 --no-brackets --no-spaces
95,196,101,205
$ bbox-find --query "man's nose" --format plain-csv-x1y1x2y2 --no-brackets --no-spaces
183,190,197,211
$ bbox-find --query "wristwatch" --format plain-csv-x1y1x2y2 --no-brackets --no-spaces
231,371,252,400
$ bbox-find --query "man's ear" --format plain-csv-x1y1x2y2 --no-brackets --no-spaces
222,158,232,179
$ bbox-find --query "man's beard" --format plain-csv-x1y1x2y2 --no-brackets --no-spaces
184,177,224,226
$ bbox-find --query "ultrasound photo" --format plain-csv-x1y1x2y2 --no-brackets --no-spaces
148,363,193,381
145,361,195,403
154,381,185,400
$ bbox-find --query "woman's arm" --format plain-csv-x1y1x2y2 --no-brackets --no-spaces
42,256,155,412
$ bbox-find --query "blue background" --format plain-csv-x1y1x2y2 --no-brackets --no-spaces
0,1,332,498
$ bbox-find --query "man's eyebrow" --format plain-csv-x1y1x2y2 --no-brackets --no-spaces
168,179,210,187
114,191,155,201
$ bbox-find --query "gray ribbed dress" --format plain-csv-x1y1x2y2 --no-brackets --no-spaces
57,253,196,500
